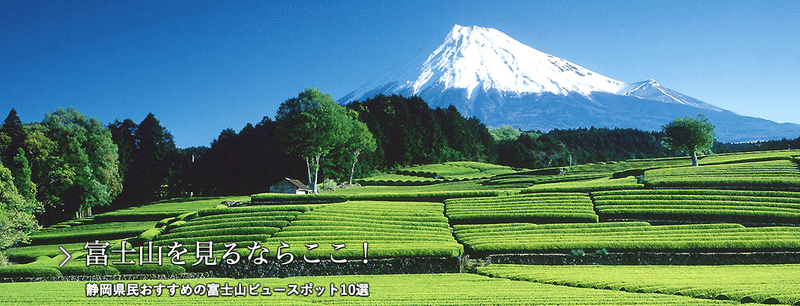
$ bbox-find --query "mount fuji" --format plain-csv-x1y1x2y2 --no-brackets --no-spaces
340,25,800,142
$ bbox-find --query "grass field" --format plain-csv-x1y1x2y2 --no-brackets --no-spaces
0,273,737,305
479,264,800,305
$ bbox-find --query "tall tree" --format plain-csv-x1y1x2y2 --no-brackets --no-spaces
0,161,41,264
107,118,138,181
0,109,26,171
343,110,376,185
129,113,179,203
662,114,716,166
12,148,36,202
276,88,352,193
27,108,121,224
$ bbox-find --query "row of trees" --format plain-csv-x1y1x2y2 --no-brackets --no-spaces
0,109,123,225
0,89,724,259
348,95,496,169
106,114,184,209
0,108,123,262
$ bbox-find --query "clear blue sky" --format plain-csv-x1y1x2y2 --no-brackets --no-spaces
2,0,798,148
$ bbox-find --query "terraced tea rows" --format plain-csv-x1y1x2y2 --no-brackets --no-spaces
643,160,800,188
91,197,248,222
485,172,609,187
27,221,157,246
484,157,691,188
251,189,509,203
443,161,519,176
699,150,799,166
521,177,643,192
0,273,736,305
357,173,442,185
397,163,490,180
153,205,309,247
479,264,800,305
455,222,800,255
445,192,598,224
358,162,521,186
264,201,463,258
594,189,800,224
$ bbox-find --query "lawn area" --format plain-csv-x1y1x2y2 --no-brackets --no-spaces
0,273,736,305
479,264,800,305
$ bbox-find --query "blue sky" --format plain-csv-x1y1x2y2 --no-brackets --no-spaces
2,0,799,148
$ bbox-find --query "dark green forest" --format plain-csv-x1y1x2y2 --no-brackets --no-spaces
2,93,798,228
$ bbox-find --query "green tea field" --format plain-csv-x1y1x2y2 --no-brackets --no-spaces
3,150,800,305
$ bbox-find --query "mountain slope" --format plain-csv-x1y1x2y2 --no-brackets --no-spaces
340,25,800,142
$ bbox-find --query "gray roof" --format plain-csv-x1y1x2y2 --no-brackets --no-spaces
283,178,310,190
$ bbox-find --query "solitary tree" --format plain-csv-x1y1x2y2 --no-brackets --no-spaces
276,88,352,193
662,114,716,166
344,110,376,185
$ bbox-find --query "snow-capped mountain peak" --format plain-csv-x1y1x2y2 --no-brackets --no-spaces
619,79,723,111
619,79,661,95
343,24,626,101
339,24,800,142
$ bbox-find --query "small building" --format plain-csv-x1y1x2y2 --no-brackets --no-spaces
270,178,312,194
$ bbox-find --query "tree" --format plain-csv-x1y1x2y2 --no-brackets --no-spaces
489,125,523,142
0,161,41,264
26,108,121,224
107,114,182,206
12,148,36,202
662,114,716,166
0,108,26,174
185,117,305,196
343,110,376,185
107,118,137,181
276,88,352,193
130,113,179,202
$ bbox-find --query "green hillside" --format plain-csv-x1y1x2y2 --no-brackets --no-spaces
3,152,800,305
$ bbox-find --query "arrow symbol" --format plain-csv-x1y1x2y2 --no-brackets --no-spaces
59,246,72,267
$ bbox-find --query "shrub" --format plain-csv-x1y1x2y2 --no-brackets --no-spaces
165,220,187,231
28,227,151,245
156,217,176,228
251,190,512,203
199,205,311,216
56,265,120,276
169,220,290,233
138,228,163,242
176,212,197,221
157,227,279,241
112,263,186,275
0,266,62,278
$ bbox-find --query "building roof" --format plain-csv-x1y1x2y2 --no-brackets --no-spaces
283,177,310,190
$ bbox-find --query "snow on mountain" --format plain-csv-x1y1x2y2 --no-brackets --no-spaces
344,25,625,101
618,79,723,112
340,24,800,142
